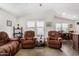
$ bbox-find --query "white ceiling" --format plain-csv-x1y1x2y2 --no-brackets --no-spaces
0,3,79,20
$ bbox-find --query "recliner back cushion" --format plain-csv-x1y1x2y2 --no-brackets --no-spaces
25,37,33,40
24,31,35,40
48,31,59,40
0,32,9,46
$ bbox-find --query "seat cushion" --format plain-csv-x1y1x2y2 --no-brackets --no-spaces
49,40,60,45
0,41,19,56
0,45,11,55
22,40,34,44
25,37,33,40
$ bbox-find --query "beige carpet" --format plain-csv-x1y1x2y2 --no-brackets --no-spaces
16,40,79,56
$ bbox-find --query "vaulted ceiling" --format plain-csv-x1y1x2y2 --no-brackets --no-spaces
0,3,79,20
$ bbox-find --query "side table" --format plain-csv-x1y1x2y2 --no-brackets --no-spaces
36,38,45,47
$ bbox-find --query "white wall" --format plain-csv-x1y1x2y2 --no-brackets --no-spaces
16,15,75,38
0,7,77,39
0,9,16,38
75,20,79,33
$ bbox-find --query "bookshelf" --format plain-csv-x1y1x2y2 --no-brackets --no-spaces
13,24,23,38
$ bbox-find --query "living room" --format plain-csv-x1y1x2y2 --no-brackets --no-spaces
0,1,79,58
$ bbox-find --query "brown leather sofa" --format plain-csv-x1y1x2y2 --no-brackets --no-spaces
47,31,62,49
21,31,36,48
0,32,19,56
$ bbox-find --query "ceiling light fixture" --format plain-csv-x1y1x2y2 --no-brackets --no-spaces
40,4,42,6
73,15,76,18
62,12,66,16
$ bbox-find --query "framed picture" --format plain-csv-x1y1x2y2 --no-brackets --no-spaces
69,24,73,28
7,20,12,26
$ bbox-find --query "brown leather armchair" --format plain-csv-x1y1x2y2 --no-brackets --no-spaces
0,32,19,56
47,31,62,49
21,31,36,48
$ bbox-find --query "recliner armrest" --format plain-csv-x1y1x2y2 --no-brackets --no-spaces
47,37,50,42
20,38,25,42
58,37,62,42
33,38,37,41
47,37,50,40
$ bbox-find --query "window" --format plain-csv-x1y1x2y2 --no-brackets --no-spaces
26,21,45,36
27,21,35,27
26,21,35,31
37,21,44,27
62,23,68,33
37,28,44,35
36,21,45,38
56,23,68,33
56,23,62,31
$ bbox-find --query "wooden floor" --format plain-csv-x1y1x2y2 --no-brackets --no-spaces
16,40,79,56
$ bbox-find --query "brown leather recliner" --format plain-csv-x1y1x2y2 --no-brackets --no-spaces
0,32,19,56
47,31,62,49
21,31,36,48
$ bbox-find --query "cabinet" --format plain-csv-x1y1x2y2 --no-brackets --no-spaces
73,33,79,50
